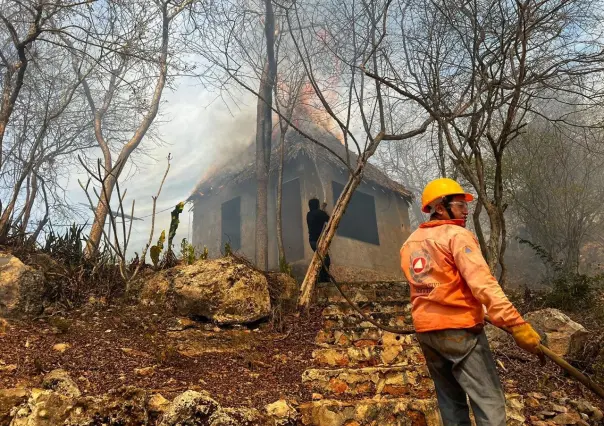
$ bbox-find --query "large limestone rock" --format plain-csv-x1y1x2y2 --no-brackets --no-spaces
486,308,587,357
0,253,45,315
0,388,28,424
6,386,149,425
265,399,299,425
172,258,271,324
524,308,588,357
1,386,266,426
159,390,220,425
42,369,81,398
10,389,75,426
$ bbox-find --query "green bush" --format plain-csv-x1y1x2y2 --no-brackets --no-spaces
518,238,603,311
545,272,601,311
279,255,293,277
224,241,232,256
180,238,196,265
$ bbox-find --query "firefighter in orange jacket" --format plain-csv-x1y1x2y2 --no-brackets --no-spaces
400,178,542,426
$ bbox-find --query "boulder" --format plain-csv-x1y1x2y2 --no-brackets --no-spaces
524,309,588,357
5,386,150,425
265,399,299,426
10,389,75,426
172,258,271,324
0,253,45,315
0,388,28,424
148,393,171,415
486,308,587,357
95,386,149,424
42,369,81,398
221,407,267,425
159,390,220,425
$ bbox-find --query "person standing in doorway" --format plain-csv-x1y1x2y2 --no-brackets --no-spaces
307,198,330,282
400,178,542,426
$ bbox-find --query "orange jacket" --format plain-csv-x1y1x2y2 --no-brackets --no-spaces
400,219,525,333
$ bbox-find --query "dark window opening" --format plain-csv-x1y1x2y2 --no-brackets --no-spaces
282,178,305,261
221,197,241,251
332,181,380,245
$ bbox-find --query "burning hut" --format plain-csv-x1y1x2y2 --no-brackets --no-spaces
188,123,413,280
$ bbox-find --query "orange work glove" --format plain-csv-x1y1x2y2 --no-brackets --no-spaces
510,323,542,354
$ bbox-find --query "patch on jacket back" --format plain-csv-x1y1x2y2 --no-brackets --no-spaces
409,250,432,282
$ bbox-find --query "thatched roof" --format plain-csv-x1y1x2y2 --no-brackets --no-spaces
188,123,413,201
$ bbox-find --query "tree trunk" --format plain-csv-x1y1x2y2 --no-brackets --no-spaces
83,2,173,257
484,202,502,274
255,0,277,271
85,174,117,256
21,172,38,232
472,198,489,261
497,205,508,286
28,178,49,245
276,122,286,267
298,168,364,309
255,64,271,270
0,171,29,236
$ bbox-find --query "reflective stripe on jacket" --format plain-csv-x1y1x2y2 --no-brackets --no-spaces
400,219,525,333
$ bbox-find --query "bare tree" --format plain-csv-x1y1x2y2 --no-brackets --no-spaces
189,0,312,270
0,45,93,239
63,0,193,257
508,115,604,275
253,0,278,270
279,0,436,308
364,0,604,284
193,0,433,306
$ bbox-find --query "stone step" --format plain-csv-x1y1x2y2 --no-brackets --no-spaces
322,311,414,333
315,281,410,304
302,365,434,398
298,397,441,426
315,328,418,348
312,340,424,368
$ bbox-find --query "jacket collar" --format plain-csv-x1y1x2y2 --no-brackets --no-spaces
419,219,466,229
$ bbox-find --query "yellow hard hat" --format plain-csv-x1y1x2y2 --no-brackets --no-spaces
421,178,474,213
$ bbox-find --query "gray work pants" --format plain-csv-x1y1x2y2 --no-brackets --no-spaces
416,329,506,426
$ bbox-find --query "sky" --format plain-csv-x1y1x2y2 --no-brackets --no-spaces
63,77,258,259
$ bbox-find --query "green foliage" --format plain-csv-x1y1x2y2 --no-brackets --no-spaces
168,202,185,249
200,246,208,260
150,230,165,267
39,225,124,307
279,255,293,277
519,238,604,311
546,273,602,312
180,238,196,265
224,241,232,256
43,223,85,265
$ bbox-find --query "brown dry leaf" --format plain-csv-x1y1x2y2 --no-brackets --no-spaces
0,364,17,372
53,343,71,353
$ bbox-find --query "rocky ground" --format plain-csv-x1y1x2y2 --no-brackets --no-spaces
1,299,604,424
0,302,322,408
1,251,604,425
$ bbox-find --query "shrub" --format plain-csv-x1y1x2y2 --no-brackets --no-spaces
518,238,603,312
